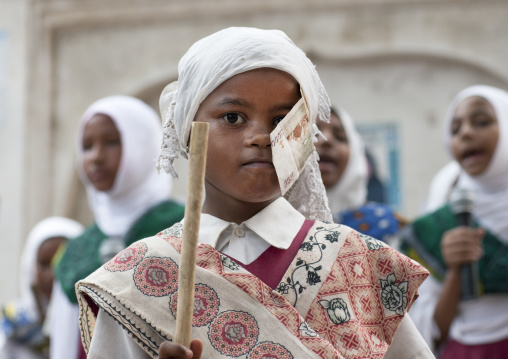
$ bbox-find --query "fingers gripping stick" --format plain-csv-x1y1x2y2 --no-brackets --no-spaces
174,122,209,347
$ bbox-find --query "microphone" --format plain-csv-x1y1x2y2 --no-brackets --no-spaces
449,187,480,300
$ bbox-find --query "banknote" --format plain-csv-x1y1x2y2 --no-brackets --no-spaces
270,97,313,195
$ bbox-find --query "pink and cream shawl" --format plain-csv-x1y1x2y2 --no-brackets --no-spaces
77,221,428,358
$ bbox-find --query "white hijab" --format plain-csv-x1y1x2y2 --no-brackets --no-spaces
157,27,332,222
439,85,508,242
19,217,84,317
325,108,369,214
425,161,461,213
77,96,172,236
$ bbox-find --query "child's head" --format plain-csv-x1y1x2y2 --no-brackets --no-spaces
158,27,333,221
195,68,300,208
78,96,164,194
82,114,122,192
444,85,508,183
315,107,368,214
77,96,173,234
449,96,498,176
316,109,350,189
20,217,83,303
36,236,67,300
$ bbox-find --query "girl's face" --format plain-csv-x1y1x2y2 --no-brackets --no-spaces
195,68,300,220
36,236,66,300
450,96,499,176
82,114,122,191
315,112,350,189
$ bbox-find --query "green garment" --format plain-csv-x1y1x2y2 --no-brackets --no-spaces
400,204,508,294
56,200,185,303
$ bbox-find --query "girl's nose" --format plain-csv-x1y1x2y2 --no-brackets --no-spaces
245,122,272,148
90,144,106,163
459,121,475,139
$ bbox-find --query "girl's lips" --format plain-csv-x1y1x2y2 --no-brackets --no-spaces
243,161,274,169
319,161,336,173
461,151,486,168
317,151,337,163
90,170,109,182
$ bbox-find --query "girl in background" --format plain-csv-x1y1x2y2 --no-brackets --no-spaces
0,217,83,359
316,107,401,243
402,85,508,358
52,96,185,359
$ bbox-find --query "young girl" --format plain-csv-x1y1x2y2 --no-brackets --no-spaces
52,96,185,358
0,217,83,359
401,85,508,358
316,108,401,243
76,28,432,359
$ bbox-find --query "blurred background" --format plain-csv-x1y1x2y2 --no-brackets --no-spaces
1,0,507,303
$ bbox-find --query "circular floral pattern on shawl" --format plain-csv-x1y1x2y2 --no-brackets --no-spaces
169,284,220,327
104,242,147,272
209,311,259,357
133,257,178,297
247,342,293,359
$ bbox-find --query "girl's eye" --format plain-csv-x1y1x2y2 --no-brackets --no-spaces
334,134,347,143
450,121,461,136
273,116,285,126
82,142,92,151
333,130,348,143
474,116,492,127
223,113,245,124
107,138,121,147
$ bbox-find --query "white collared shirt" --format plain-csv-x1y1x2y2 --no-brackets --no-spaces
195,197,305,265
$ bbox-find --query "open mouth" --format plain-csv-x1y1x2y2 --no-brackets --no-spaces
318,153,337,169
318,163,337,174
90,169,109,182
461,149,483,160
460,148,486,167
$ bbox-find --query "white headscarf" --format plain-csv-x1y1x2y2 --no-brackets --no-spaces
19,217,84,317
325,108,369,214
157,27,332,222
77,96,172,236
425,161,461,213
441,85,508,242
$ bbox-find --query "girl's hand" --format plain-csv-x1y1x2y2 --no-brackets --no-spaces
441,227,484,270
158,339,203,359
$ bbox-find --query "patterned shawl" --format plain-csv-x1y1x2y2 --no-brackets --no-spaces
77,222,428,358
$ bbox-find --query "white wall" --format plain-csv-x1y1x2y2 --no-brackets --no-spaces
0,0,28,303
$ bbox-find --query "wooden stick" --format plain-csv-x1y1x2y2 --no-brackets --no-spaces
174,122,209,347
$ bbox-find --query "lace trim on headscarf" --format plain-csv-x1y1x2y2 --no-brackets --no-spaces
157,87,187,179
284,151,332,222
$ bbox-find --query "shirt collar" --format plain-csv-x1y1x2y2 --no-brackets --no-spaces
197,197,306,250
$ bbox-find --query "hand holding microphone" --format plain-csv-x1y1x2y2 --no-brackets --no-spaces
442,188,483,300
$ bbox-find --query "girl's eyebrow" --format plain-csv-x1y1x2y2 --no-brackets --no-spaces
215,98,297,112
271,103,297,112
216,97,252,109
453,109,491,122
469,109,492,117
